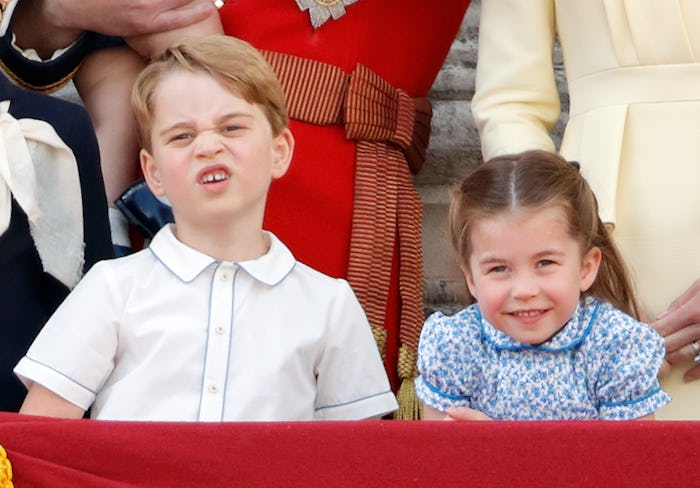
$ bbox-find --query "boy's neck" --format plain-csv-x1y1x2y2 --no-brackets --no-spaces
172,220,270,263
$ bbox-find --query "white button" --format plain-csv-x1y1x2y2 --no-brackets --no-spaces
208,384,219,394
215,326,225,335
219,271,229,282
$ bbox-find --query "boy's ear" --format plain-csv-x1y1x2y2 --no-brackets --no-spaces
270,128,294,179
580,246,602,293
140,149,166,197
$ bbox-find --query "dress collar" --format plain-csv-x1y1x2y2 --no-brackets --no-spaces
149,224,296,286
479,296,600,352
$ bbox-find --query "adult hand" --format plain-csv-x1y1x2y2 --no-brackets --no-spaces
48,0,217,37
13,0,217,58
444,407,492,421
653,279,700,382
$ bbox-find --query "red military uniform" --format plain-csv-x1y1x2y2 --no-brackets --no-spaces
220,2,470,414
0,0,471,417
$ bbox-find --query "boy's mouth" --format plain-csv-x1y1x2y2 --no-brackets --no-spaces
199,170,230,184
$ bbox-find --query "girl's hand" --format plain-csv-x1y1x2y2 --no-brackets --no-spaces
445,407,492,421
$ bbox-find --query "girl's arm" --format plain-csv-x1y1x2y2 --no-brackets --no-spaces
20,383,85,419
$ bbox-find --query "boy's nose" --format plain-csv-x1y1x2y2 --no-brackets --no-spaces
194,131,224,158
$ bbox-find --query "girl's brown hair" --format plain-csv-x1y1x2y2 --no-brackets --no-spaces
131,34,288,152
449,150,639,318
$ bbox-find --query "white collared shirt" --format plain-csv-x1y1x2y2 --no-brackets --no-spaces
15,225,397,421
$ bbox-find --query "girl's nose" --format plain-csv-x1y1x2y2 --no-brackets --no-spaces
512,272,539,300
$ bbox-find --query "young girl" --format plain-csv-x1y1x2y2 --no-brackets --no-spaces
415,150,670,420
73,1,223,254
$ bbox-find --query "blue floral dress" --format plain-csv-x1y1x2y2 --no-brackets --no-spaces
415,296,670,420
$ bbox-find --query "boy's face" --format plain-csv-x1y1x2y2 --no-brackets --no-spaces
140,70,293,230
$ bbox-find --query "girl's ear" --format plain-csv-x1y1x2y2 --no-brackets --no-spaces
140,149,166,197
580,246,602,292
271,128,294,179
461,263,479,300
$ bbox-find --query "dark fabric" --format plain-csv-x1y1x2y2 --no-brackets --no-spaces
0,1,124,92
0,75,112,411
1,412,699,487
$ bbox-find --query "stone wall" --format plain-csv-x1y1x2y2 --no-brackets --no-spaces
421,0,569,314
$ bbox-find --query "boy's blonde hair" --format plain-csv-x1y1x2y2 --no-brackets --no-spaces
449,150,640,319
131,34,288,152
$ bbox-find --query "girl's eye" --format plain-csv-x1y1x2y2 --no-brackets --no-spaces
489,265,507,273
538,259,555,267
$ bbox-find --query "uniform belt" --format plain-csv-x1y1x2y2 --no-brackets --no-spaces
264,51,429,415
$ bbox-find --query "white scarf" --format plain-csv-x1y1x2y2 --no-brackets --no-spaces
0,100,84,288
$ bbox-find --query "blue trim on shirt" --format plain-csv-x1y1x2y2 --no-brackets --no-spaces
149,246,216,284
24,355,97,395
197,263,220,420
221,267,240,421
478,300,600,352
598,386,663,408
419,376,471,402
314,389,394,412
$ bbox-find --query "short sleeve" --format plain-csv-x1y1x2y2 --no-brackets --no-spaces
592,315,670,419
313,279,398,420
14,261,122,409
415,310,478,412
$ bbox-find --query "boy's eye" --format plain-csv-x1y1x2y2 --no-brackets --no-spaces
221,125,241,134
488,265,507,273
537,259,555,267
170,133,192,142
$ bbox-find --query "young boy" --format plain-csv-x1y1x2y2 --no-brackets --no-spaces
15,35,398,421
72,1,223,255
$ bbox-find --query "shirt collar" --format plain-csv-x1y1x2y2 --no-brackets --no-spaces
149,225,296,285
479,295,600,352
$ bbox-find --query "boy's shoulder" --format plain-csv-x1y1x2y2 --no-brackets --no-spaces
284,259,355,299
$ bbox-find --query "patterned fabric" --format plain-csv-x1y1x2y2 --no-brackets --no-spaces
415,296,670,420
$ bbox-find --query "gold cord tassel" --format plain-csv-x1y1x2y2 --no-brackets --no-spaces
0,445,13,488
371,325,388,361
394,346,422,420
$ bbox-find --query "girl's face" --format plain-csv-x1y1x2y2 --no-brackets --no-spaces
464,205,601,345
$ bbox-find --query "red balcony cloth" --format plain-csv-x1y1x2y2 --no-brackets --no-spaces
1,412,698,487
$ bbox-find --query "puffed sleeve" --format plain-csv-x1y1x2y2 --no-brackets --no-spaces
414,311,476,412
471,0,560,160
591,316,671,419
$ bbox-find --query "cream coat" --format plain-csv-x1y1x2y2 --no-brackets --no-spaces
472,0,700,419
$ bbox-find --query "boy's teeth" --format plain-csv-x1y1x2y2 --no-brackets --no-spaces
201,171,228,183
